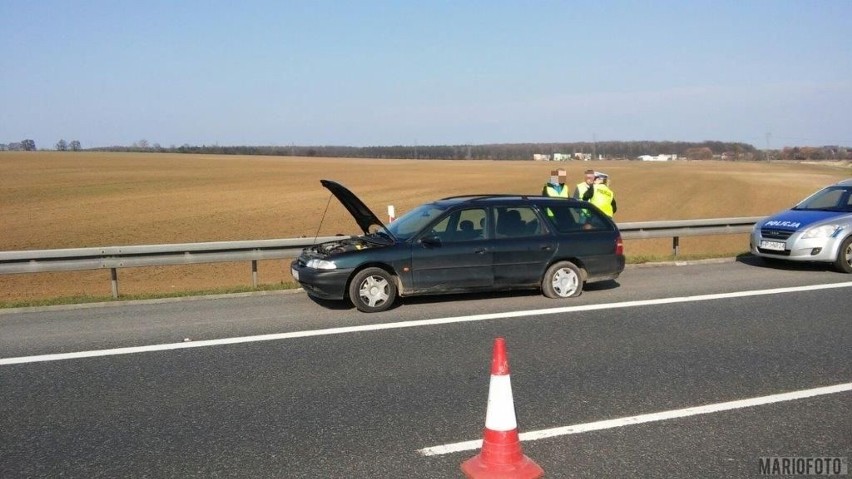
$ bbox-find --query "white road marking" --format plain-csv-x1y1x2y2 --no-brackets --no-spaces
417,382,852,456
2,281,851,366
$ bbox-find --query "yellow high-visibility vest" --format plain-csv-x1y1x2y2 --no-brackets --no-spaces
544,184,569,198
543,184,569,217
590,184,615,217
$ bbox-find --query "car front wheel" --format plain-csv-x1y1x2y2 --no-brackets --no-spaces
348,267,397,312
542,261,583,298
834,236,852,274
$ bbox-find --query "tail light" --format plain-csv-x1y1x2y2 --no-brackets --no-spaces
615,234,624,255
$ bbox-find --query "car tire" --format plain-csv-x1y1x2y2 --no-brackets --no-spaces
348,267,397,312
833,236,852,274
542,261,583,298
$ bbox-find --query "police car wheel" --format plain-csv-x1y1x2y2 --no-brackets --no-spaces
834,236,852,274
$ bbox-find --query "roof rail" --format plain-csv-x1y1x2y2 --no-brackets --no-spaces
439,193,537,201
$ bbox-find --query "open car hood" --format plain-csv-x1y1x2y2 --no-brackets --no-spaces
320,179,395,240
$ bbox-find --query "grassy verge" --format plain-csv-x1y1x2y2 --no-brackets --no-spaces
0,282,301,309
626,251,750,264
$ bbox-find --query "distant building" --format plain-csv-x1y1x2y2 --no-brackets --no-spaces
532,152,597,161
638,154,678,162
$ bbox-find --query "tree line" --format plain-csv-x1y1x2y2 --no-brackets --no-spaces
4,138,850,162
0,139,37,151
90,140,768,160
0,139,81,151
92,140,851,161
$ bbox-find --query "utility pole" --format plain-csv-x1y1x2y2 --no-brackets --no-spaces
592,133,597,160
765,132,772,161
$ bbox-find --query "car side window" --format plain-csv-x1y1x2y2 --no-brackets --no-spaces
494,206,545,238
453,208,486,241
430,208,486,242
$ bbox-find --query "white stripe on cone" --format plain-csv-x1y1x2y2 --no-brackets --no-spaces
484,375,517,431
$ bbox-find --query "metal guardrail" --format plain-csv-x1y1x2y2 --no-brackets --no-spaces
617,216,764,255
0,217,764,298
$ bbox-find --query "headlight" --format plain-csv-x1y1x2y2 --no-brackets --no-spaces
801,224,843,239
306,259,337,270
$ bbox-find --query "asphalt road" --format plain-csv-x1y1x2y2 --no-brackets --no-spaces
1,257,850,478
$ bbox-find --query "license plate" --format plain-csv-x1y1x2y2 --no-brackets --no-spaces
291,268,299,281
760,240,785,251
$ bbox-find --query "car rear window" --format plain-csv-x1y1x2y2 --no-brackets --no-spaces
541,203,612,233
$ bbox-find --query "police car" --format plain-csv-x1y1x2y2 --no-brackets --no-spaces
750,179,852,273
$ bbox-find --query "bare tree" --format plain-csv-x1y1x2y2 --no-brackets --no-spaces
70,140,81,151
56,139,68,151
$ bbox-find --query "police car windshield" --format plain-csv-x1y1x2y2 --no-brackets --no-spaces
793,186,852,212
385,203,449,241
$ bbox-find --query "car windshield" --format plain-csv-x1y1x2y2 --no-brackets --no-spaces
385,203,449,241
793,186,852,212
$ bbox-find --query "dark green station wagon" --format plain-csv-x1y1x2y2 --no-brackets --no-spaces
291,180,625,312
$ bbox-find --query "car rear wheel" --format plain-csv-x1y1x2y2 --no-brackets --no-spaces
834,236,852,274
542,261,583,298
348,267,397,312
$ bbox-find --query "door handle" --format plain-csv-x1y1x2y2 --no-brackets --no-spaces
474,248,488,254
540,245,552,251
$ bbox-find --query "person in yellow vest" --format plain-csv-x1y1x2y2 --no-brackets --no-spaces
541,169,570,198
589,172,617,217
570,169,597,224
572,169,596,202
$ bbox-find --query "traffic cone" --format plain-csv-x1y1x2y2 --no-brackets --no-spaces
461,337,544,479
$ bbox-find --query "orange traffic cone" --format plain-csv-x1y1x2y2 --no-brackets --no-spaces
461,337,544,479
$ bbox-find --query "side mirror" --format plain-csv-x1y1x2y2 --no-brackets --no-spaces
420,235,442,247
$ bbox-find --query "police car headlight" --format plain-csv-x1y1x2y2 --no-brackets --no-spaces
306,259,337,270
801,224,843,239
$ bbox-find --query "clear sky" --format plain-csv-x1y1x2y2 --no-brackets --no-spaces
2,0,850,149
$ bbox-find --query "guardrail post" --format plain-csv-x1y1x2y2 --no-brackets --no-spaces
251,260,258,288
110,268,119,298
672,236,680,257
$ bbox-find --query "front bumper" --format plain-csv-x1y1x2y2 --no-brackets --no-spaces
290,260,353,300
750,230,841,263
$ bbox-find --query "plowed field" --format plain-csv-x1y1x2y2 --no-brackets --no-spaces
1,152,848,302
